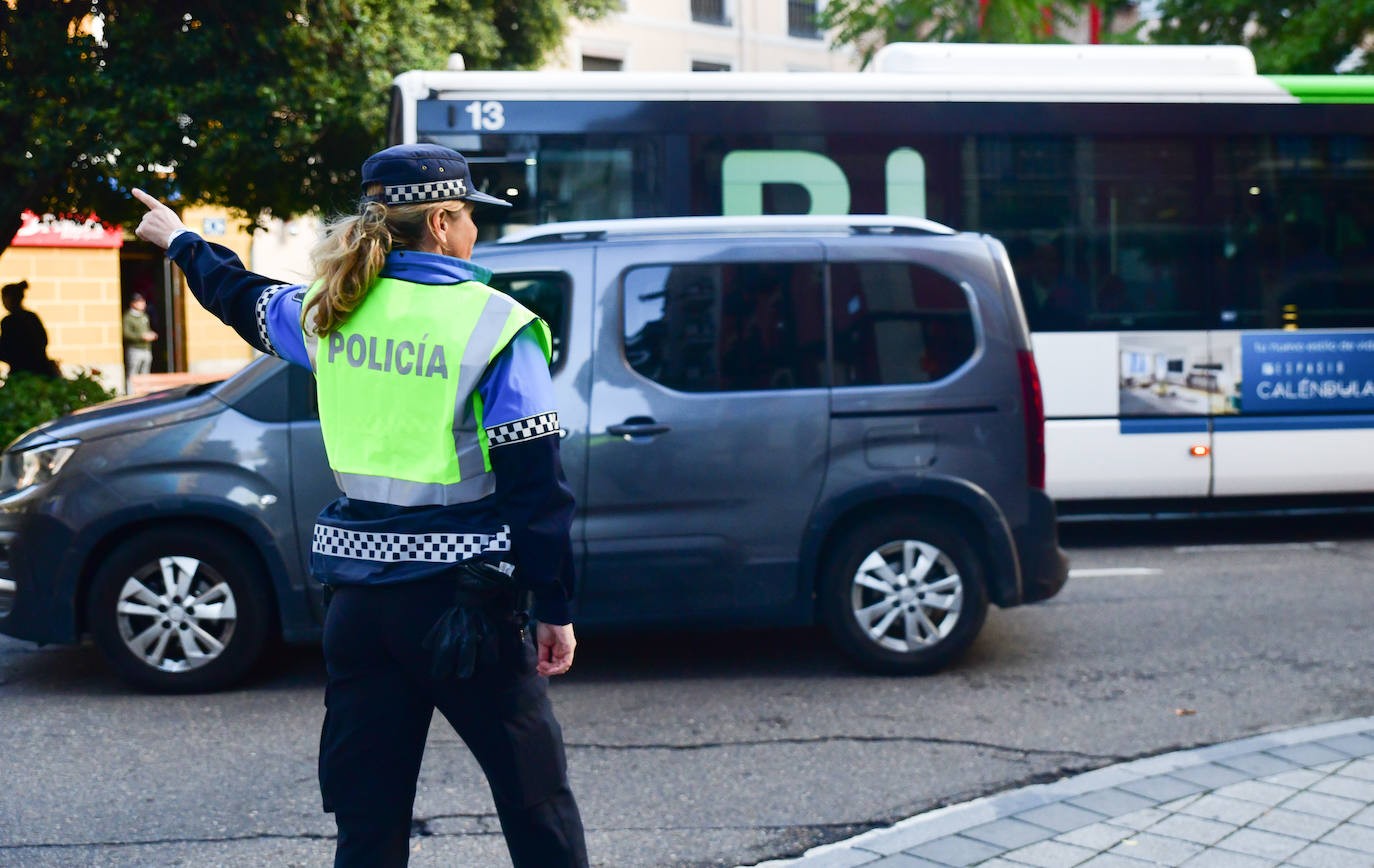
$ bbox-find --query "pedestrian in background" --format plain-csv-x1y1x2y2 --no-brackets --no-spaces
121,292,157,393
0,280,58,378
131,142,587,868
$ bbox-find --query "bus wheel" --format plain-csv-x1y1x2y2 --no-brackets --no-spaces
820,516,988,675
87,528,273,693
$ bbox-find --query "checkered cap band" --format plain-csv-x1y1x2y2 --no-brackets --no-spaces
383,178,467,204
253,285,293,357
312,524,511,563
485,412,560,448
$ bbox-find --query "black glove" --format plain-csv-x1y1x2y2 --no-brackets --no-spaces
422,603,490,681
420,561,517,681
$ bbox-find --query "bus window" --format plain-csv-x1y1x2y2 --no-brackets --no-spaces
535,138,655,223
418,133,666,239
972,136,1210,333
1212,135,1374,330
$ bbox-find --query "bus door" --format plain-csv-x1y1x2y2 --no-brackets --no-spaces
1036,330,1213,500
582,241,830,623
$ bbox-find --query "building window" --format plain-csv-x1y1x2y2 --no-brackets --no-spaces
691,59,733,72
788,0,822,38
691,0,730,26
582,55,623,71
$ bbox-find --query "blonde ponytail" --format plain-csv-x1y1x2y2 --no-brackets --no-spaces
303,200,391,335
302,188,470,335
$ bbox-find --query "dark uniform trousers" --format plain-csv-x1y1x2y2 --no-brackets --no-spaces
320,574,588,868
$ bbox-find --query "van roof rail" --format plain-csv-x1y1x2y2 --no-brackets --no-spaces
495,215,957,245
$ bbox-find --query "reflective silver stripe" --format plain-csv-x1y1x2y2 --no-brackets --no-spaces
333,469,495,507
313,523,510,563
454,292,521,481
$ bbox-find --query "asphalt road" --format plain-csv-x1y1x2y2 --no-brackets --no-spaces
1,516,1372,867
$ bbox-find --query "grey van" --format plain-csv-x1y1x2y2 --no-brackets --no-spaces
0,216,1067,691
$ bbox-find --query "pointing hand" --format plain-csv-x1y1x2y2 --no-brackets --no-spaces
131,188,188,250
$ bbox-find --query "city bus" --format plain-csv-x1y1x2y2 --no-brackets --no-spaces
388,43,1374,517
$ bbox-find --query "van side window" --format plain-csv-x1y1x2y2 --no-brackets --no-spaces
489,272,571,371
623,262,826,392
831,262,976,386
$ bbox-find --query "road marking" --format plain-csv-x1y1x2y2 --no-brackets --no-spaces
1068,567,1162,578
1173,541,1337,554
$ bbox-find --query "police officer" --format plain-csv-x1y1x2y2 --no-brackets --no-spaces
131,144,587,868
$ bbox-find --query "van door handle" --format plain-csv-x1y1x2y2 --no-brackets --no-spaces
606,417,671,438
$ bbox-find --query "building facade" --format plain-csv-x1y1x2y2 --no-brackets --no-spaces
546,0,860,72
0,207,257,393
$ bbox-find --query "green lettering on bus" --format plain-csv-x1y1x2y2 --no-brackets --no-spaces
721,150,851,216
721,148,928,218
885,147,926,218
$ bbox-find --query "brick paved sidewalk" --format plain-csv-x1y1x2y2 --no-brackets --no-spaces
745,717,1374,868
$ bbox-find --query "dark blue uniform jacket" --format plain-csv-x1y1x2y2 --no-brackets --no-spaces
166,232,575,624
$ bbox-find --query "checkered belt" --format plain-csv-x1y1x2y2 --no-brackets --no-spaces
312,524,511,563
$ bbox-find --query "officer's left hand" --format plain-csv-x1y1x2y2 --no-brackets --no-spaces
537,622,576,676
132,188,188,250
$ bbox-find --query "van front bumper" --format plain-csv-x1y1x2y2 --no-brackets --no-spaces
0,505,82,646
1015,489,1069,604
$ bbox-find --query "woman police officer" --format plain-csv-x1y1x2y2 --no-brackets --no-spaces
132,144,588,868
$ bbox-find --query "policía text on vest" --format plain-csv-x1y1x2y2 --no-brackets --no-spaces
326,331,449,379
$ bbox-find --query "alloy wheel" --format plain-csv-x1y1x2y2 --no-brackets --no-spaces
114,556,238,673
849,539,964,653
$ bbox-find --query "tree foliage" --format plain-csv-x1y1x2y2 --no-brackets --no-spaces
819,0,1092,68
1150,0,1374,74
0,0,613,257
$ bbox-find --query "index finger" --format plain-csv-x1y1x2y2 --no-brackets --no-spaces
131,188,167,210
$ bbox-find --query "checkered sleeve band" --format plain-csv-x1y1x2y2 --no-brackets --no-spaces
485,412,560,448
254,284,293,356
312,524,511,563
384,178,467,204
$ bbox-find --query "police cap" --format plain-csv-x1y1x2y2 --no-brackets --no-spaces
361,144,511,208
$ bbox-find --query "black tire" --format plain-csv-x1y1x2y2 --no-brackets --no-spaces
820,515,989,675
87,526,273,693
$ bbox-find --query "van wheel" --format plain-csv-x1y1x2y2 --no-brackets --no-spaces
820,516,988,675
87,527,273,693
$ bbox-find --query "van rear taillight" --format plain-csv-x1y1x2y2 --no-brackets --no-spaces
1017,350,1046,490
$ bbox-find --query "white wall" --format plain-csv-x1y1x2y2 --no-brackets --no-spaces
547,0,860,72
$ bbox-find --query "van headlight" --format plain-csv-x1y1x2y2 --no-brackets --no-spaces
0,440,79,497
